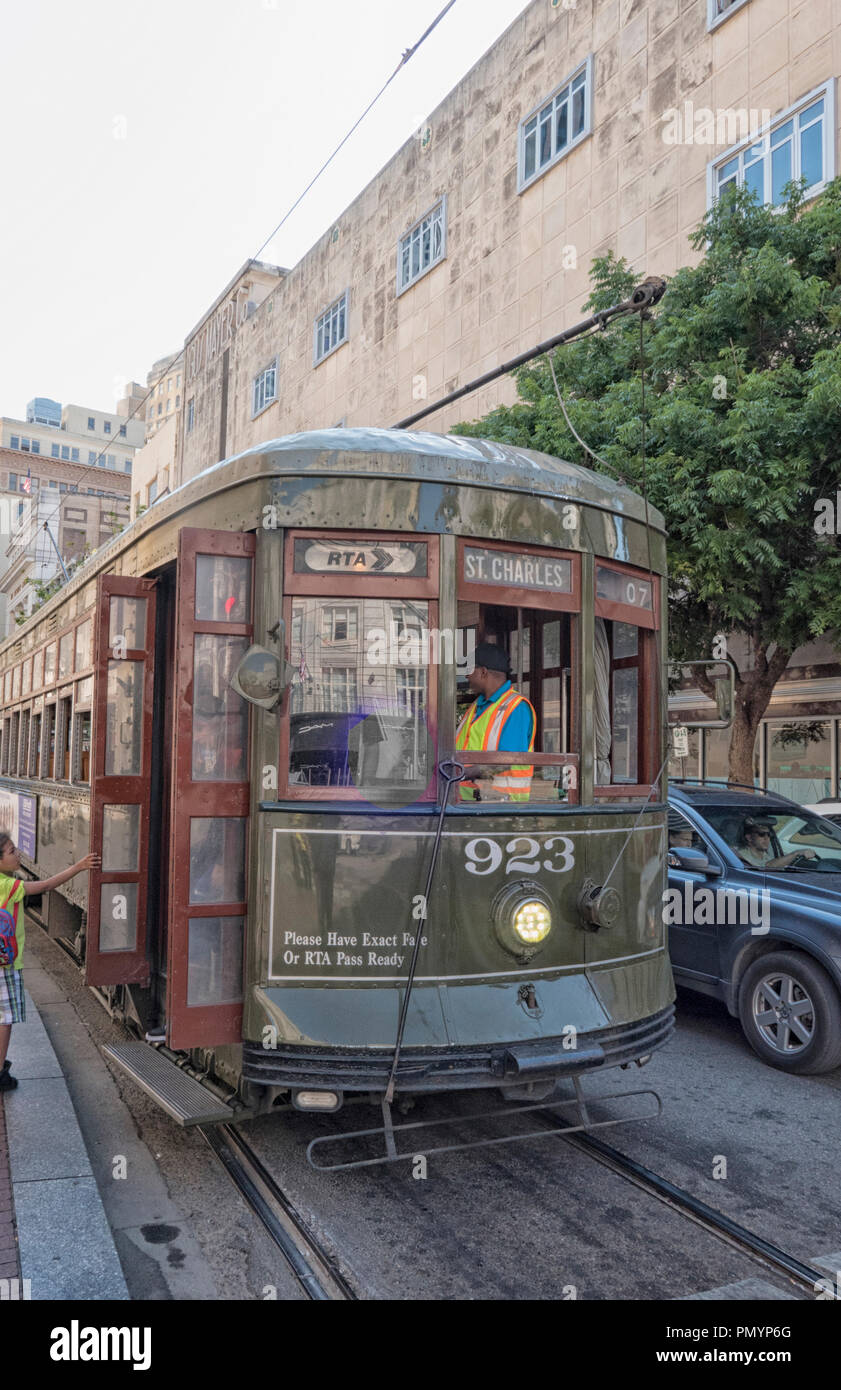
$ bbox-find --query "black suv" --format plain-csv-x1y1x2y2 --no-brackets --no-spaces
668,782,841,1074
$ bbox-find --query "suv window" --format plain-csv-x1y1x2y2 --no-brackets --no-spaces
699,805,841,871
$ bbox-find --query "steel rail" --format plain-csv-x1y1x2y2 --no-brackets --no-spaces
200,1123,357,1302
554,1124,835,1300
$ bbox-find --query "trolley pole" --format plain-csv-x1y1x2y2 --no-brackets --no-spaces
42,521,71,583
392,276,666,431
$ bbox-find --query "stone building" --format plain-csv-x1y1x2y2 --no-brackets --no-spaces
155,0,841,799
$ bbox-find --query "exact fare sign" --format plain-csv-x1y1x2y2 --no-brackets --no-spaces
464,546,572,593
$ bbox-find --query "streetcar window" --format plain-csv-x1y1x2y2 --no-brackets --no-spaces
18,711,29,777
287,596,431,793
108,597,146,650
104,662,143,776
75,619,92,671
99,882,138,952
188,818,246,904
192,635,249,781
59,632,74,680
45,704,56,778
594,617,654,787
187,917,244,1006
56,696,72,780
29,713,42,777
194,555,251,624
73,711,92,783
102,804,140,871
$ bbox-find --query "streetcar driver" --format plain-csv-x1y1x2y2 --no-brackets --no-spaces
456,642,536,801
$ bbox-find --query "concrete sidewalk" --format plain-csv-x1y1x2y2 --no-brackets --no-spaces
2,985,128,1300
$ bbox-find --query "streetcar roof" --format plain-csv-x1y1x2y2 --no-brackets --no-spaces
219,427,666,531
0,427,664,652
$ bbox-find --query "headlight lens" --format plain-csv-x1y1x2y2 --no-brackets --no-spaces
512,899,552,944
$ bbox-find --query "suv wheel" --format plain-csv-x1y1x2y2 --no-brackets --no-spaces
737,952,841,1075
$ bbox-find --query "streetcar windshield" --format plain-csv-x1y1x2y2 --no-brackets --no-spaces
288,597,432,794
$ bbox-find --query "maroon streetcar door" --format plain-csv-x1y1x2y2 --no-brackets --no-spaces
166,529,255,1049
86,576,157,987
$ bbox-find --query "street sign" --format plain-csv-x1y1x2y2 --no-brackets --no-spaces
672,726,690,759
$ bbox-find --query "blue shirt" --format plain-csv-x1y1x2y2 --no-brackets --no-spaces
471,680,535,752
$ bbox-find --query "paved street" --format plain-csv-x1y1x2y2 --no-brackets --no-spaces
28,923,841,1302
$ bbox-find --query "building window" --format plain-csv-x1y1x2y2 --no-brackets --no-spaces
321,605,358,643
147,406,153,418
104,421,111,434
119,424,126,437
708,0,750,28
177,373,182,388
710,84,834,208
157,403,162,416
31,441,40,455
323,667,359,713
187,399,195,433
124,459,131,472
147,480,158,505
518,55,593,192
9,435,19,450
60,445,69,460
51,444,60,458
71,447,79,462
176,394,180,408
314,291,349,366
397,198,447,295
8,474,16,490
87,416,95,430
88,450,98,464
252,359,278,417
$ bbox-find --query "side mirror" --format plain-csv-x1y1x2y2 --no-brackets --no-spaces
231,636,295,710
669,846,722,877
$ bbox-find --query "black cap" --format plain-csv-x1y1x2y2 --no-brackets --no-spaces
472,642,510,674
744,816,776,831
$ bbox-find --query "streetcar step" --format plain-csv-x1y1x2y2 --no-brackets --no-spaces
102,1042,235,1126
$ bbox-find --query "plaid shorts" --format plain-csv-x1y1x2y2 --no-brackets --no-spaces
0,968,25,1025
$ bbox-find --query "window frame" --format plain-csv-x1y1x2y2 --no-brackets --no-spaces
396,196,447,297
707,81,835,210
518,54,594,194
281,528,440,802
593,562,661,800
313,290,350,367
707,0,750,30
252,358,278,418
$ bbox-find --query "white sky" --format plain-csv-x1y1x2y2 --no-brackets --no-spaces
0,0,529,421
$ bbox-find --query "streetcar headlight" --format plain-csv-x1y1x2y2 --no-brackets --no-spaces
512,900,552,944
491,881,554,959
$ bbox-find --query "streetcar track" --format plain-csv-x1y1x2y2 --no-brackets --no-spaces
199,1123,357,1302
550,1121,835,1300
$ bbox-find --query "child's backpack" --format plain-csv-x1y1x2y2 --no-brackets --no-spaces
0,884,19,968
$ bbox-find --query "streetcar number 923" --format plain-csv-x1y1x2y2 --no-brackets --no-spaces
463,836,575,876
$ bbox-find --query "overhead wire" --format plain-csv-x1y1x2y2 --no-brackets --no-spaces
31,0,460,556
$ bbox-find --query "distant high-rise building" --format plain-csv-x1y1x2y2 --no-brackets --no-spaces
26,397,61,428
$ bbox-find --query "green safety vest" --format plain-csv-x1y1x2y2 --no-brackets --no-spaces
455,688,535,801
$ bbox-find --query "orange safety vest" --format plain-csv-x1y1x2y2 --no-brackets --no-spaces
455,687,536,801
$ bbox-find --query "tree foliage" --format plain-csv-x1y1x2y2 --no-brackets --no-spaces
452,179,841,779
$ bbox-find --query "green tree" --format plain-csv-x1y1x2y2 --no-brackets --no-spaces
453,180,841,782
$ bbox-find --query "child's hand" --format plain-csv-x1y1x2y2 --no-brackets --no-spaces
77,853,101,873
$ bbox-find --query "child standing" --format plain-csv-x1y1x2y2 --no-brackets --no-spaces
0,833,99,1091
